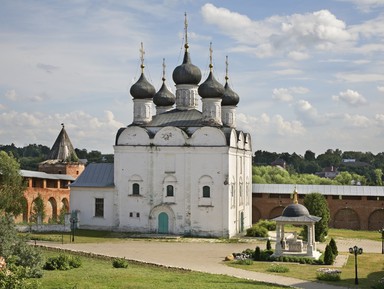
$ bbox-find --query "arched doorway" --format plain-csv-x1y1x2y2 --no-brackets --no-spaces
368,209,384,230
158,212,169,234
269,206,284,219
333,208,360,230
48,197,57,222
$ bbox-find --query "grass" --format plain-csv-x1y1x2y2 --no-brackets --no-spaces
38,249,288,289
328,228,382,241
281,225,381,241
228,253,384,289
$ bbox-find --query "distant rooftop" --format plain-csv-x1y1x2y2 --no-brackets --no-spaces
70,163,114,187
253,183,384,196
44,124,79,162
20,170,75,181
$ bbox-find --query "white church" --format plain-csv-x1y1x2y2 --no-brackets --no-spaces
70,17,253,237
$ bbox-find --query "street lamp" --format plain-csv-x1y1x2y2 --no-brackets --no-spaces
349,245,363,286
70,217,78,242
379,228,384,254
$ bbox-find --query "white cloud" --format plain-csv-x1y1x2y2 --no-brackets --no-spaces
0,110,124,152
5,89,17,101
274,69,302,75
336,73,384,83
272,87,309,102
344,113,372,127
294,99,328,125
0,104,6,110
375,114,384,125
337,0,384,12
273,115,306,135
201,4,355,58
332,89,367,106
378,86,384,93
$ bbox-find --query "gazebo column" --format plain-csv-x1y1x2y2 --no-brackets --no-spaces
307,224,314,256
312,223,317,251
281,224,285,250
275,223,282,255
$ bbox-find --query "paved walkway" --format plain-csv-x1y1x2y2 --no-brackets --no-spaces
37,237,381,289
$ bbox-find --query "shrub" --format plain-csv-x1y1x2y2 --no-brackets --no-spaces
43,254,82,271
267,264,289,273
316,268,341,281
329,238,338,256
266,239,272,250
254,246,261,261
246,225,268,237
372,277,384,289
112,258,128,268
257,219,276,231
323,244,334,265
242,248,254,256
0,264,40,289
234,259,253,265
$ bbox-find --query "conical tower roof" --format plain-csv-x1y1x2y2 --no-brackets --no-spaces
47,124,79,162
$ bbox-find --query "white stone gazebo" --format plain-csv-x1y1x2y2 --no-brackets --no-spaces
271,189,322,259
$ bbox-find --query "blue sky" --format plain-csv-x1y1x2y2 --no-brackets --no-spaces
1,0,384,156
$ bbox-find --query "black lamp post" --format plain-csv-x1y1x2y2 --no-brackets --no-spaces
70,217,78,242
379,228,384,254
349,245,363,286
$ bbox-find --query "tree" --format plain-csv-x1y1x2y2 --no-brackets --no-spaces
304,150,316,161
0,151,26,215
0,214,43,285
324,244,334,265
30,193,45,223
329,238,338,256
303,193,330,242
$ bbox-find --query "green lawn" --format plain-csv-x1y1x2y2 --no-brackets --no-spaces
38,249,288,289
228,253,384,289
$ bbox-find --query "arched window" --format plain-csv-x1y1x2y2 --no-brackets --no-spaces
203,186,210,198
166,185,174,197
132,183,140,195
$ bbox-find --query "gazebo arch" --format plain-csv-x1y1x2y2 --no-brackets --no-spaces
271,188,321,259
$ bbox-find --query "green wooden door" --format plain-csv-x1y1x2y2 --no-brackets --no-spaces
158,212,169,234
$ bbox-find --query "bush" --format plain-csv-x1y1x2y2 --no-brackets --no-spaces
112,258,128,268
266,239,272,250
323,244,334,265
254,246,261,261
372,277,384,289
234,259,253,265
43,254,82,271
0,264,40,289
257,219,276,231
246,225,268,237
266,264,289,273
316,268,341,281
329,238,338,256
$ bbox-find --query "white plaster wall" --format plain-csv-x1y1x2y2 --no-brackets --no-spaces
70,187,116,229
113,126,252,237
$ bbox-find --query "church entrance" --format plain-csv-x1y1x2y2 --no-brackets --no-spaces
158,212,169,234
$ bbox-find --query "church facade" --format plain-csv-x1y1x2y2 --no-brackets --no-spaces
70,20,252,237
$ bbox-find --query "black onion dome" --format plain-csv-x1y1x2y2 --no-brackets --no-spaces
130,73,156,99
282,203,310,217
172,51,202,85
198,71,225,99
153,82,175,106
222,82,239,106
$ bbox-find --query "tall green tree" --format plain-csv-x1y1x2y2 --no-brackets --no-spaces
303,193,330,242
0,151,26,215
30,193,46,223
